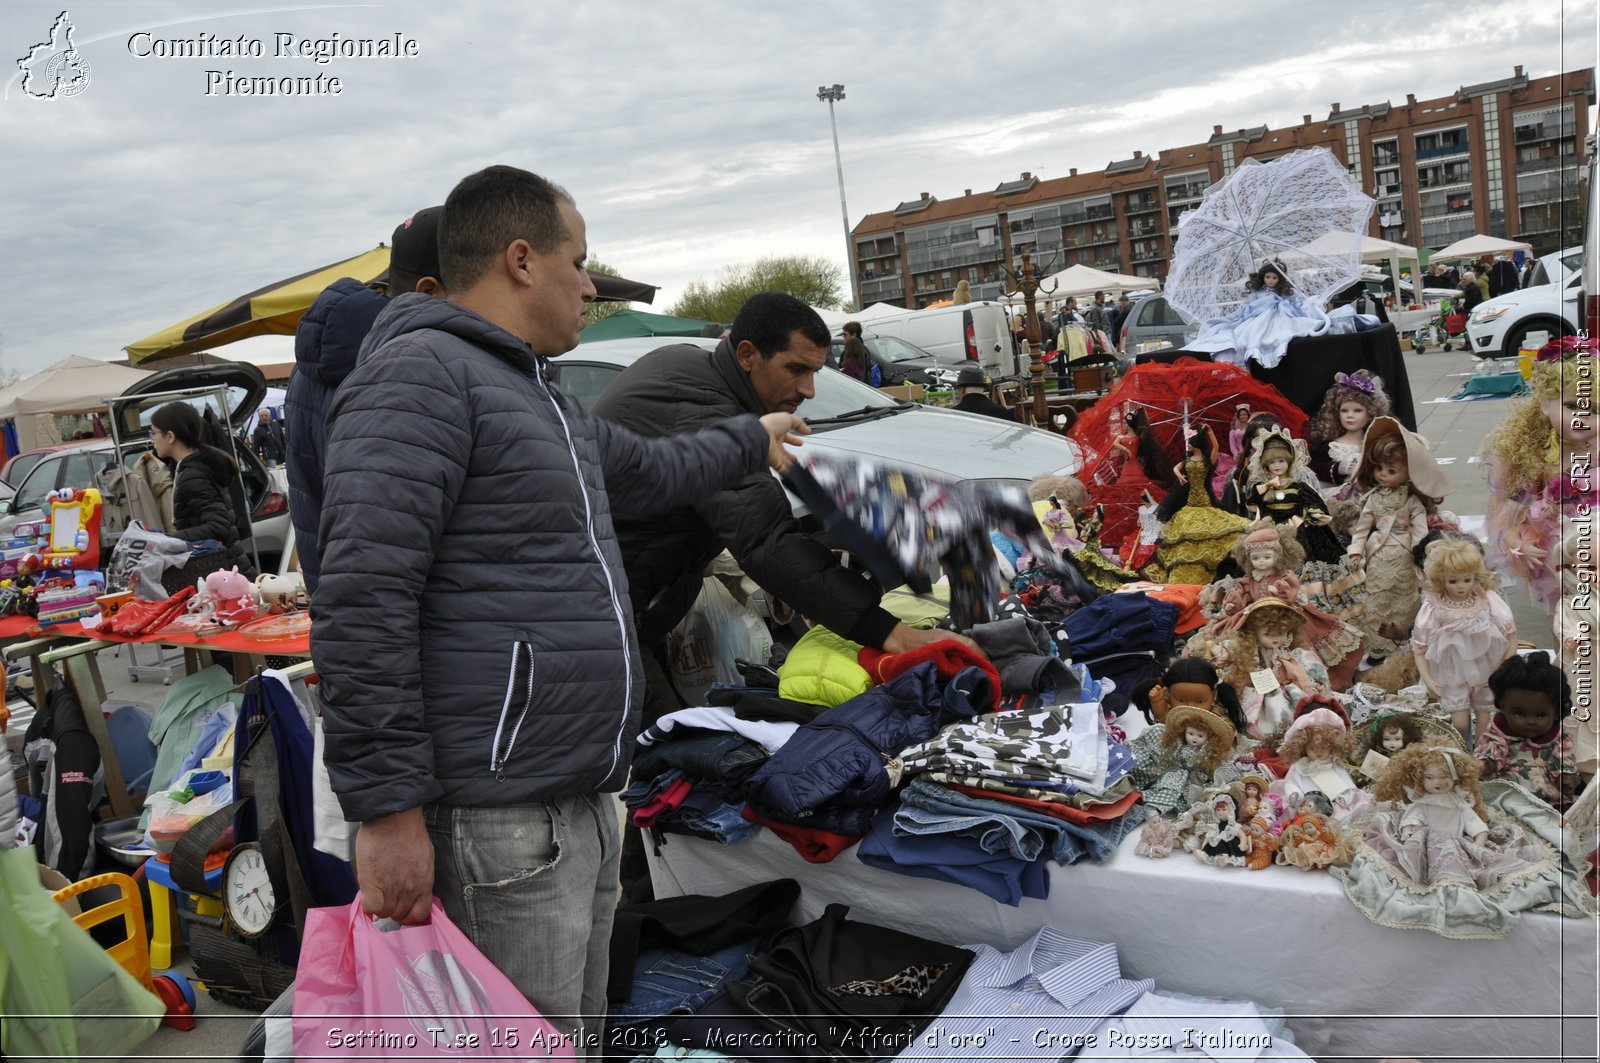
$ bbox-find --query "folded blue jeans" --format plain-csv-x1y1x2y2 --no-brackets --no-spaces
897,777,1143,864
859,805,1049,905
672,788,760,845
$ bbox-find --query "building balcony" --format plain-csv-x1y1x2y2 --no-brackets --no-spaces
1372,152,1400,168
1082,230,1119,247
1413,143,1470,161
1085,205,1116,221
1516,155,1577,175
1090,258,1124,271
1514,125,1577,144
1126,222,1161,238
1165,185,1208,203
1131,250,1166,264
1419,205,1475,219
1515,187,1580,208
1123,199,1160,215
861,276,905,300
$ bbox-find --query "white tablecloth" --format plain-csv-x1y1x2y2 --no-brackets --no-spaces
647,825,1597,1062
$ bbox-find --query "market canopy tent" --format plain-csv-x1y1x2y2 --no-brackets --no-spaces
813,302,913,329
1036,264,1161,301
1431,233,1534,260
0,355,154,451
578,309,718,342
1300,232,1422,300
126,246,661,364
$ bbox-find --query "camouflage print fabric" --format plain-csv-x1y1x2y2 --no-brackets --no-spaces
899,703,1107,789
927,773,1137,809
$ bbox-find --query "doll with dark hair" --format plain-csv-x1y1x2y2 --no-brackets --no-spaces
1094,406,1175,553
1307,370,1391,488
1175,788,1252,868
1244,428,1348,565
1129,656,1245,731
1151,427,1250,583
1187,260,1329,370
1220,413,1284,517
1479,652,1581,810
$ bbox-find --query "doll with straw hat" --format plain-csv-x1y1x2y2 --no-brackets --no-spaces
1129,702,1241,817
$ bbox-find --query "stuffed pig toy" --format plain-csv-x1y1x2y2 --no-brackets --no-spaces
205,566,259,626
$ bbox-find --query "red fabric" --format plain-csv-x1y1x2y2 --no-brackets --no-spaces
950,784,1142,824
0,615,39,639
105,587,195,637
741,807,861,863
194,626,310,656
632,778,693,828
857,641,1003,709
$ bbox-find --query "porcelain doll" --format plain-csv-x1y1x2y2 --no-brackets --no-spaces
1127,704,1241,817
1216,598,1329,739
1412,539,1517,740
1175,788,1252,868
1206,522,1364,688
1307,370,1391,491
1211,403,1253,497
1245,428,1347,565
1187,259,1328,370
1276,706,1367,820
1353,712,1424,783
1552,516,1600,781
1353,744,1552,925
1348,416,1453,661
1233,773,1285,869
1152,428,1251,583
1096,406,1174,553
1477,652,1581,811
1484,336,1598,614
1275,810,1350,870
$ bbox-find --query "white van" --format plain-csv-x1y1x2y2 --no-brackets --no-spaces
856,301,1015,375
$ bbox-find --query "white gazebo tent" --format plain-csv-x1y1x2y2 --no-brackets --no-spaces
999,263,1160,310
1298,232,1422,303
813,301,913,329
0,355,153,451
1431,233,1535,261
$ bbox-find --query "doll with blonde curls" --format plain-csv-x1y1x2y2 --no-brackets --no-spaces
1276,706,1367,820
1127,704,1242,817
1346,743,1552,933
1412,538,1516,741
1483,338,1599,612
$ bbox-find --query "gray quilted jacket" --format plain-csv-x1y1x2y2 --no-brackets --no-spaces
313,294,769,821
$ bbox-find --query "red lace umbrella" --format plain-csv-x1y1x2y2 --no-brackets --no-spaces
1071,357,1307,549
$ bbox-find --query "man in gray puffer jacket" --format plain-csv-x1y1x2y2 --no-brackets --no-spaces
313,165,805,1048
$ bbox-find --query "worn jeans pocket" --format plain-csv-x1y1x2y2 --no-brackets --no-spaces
430,801,564,893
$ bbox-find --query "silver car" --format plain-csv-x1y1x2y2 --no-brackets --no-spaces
1118,295,1198,357
553,337,1086,495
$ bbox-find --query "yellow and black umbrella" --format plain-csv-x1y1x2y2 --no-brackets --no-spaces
124,247,658,365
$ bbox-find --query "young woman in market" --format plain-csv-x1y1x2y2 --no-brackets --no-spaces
149,401,259,579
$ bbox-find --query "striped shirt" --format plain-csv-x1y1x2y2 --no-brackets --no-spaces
1081,990,1312,1059
893,927,1153,1062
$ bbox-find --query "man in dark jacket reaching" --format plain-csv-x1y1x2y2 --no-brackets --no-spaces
313,165,806,1046
285,205,446,594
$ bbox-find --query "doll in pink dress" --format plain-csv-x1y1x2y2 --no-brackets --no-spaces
1412,539,1517,741
1204,522,1364,689
1478,652,1581,811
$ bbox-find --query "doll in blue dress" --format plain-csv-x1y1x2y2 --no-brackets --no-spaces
1188,260,1327,370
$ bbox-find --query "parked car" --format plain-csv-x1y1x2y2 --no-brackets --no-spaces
850,301,1015,376
1526,244,1583,289
1465,270,1583,359
1119,294,1198,355
0,362,289,566
829,331,973,389
555,338,1085,497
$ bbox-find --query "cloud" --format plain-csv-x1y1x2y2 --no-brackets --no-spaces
0,0,1593,373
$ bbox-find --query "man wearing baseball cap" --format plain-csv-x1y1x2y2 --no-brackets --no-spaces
286,207,448,593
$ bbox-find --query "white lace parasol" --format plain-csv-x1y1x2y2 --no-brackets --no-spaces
1165,148,1375,324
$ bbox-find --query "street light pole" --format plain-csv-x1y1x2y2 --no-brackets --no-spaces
817,83,859,311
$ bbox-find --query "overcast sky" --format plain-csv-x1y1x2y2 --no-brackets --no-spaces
1,0,1595,375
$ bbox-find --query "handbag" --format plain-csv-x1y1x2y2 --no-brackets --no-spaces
292,897,573,1060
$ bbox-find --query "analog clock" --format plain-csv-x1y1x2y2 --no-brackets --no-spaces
221,842,277,939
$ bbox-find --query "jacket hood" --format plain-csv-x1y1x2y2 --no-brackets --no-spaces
359,292,537,373
295,277,388,389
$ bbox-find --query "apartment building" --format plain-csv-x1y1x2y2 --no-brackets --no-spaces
850,66,1593,309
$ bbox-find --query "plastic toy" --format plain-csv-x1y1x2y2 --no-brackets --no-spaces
37,487,104,570
204,566,260,626
50,871,198,1030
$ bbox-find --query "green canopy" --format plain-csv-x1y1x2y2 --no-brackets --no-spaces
580,309,719,343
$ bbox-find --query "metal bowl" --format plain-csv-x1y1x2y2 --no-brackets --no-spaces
94,815,154,868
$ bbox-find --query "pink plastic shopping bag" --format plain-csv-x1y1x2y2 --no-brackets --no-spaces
292,898,577,1060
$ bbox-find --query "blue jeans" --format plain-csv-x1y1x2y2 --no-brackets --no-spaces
607,940,754,1039
673,788,760,845
896,778,1142,864
425,792,620,1060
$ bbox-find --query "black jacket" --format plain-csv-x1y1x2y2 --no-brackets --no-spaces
953,392,1018,422
313,296,771,821
250,419,285,465
172,447,256,576
286,278,389,595
590,340,899,650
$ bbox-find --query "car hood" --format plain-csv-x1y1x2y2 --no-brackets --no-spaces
1476,281,1567,311
803,406,1082,482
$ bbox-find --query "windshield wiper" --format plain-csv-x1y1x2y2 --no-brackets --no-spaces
804,404,907,427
